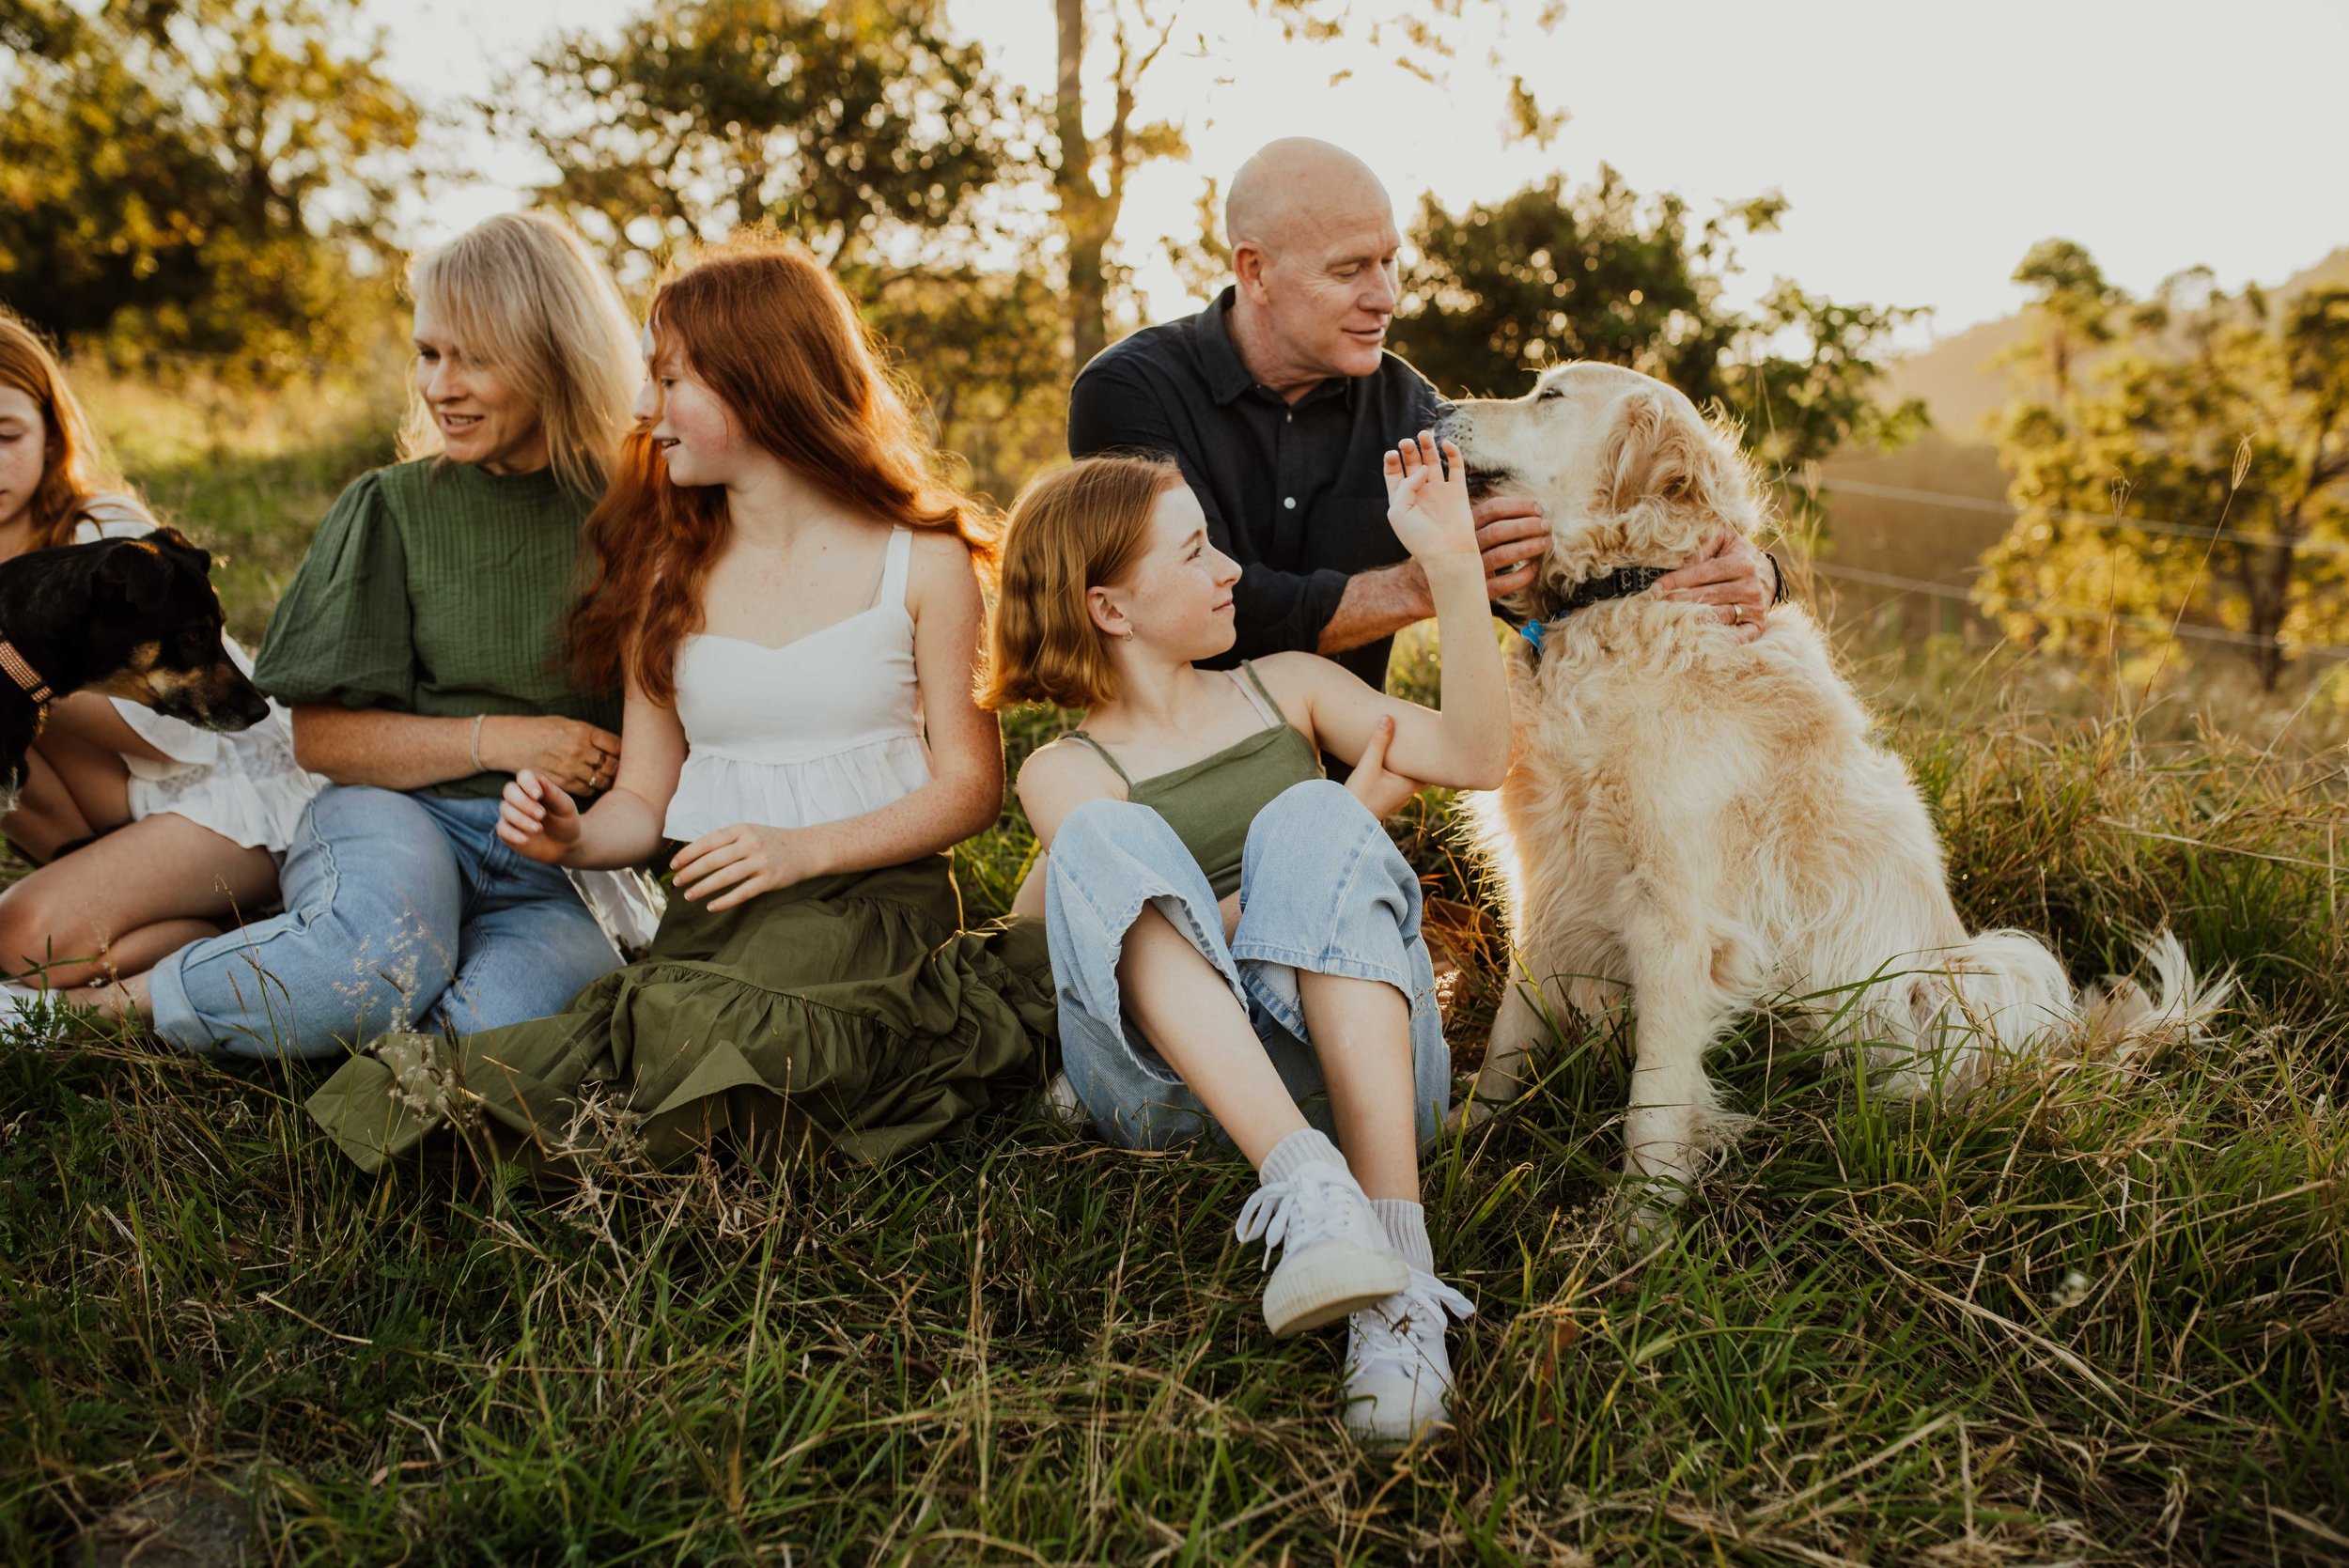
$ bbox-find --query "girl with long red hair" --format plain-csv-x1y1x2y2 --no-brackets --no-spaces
309,234,1055,1172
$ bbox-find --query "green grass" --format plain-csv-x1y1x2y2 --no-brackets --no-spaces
3,411,2345,1562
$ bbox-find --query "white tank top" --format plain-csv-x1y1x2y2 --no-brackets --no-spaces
661,526,931,840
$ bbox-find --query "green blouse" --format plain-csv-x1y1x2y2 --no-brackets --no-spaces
252,458,621,799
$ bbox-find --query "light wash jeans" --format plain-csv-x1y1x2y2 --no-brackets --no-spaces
1045,778,1450,1150
148,784,621,1061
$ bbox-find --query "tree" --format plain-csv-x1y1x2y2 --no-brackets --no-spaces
1050,0,1186,378
1047,0,1567,380
1974,251,2349,691
506,0,1066,499
0,0,419,371
2006,238,2122,409
511,0,1022,286
1387,170,1925,473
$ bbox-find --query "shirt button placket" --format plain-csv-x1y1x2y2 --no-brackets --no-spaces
1274,405,1302,550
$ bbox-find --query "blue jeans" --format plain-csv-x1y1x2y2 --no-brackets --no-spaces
147,785,622,1061
1046,778,1450,1150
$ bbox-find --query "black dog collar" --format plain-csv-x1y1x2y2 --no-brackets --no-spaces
0,638,51,704
1517,566,1673,656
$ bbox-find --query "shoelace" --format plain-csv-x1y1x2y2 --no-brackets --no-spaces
1233,1163,1367,1268
1349,1270,1477,1371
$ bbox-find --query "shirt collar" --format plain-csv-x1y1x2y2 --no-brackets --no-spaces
1200,287,1368,412
1197,287,1255,406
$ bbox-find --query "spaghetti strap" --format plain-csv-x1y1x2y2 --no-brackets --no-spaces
1237,660,1293,727
874,526,912,612
1061,730,1135,787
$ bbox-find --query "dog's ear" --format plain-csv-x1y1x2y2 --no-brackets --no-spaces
95,541,178,612
1597,391,1713,514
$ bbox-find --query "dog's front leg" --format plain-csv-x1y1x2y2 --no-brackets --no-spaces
1455,970,1548,1130
1617,935,1741,1241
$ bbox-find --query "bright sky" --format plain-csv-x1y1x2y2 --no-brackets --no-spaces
377,0,2349,349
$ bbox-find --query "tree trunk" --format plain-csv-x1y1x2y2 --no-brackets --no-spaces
1054,0,1109,380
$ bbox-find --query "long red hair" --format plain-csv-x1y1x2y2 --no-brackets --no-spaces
0,306,131,551
568,233,995,703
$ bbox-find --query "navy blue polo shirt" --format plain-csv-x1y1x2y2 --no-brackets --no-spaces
1066,287,1444,690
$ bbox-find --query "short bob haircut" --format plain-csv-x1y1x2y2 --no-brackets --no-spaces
981,454,1185,712
398,211,639,499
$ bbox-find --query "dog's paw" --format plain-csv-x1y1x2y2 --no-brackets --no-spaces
1613,1194,1679,1251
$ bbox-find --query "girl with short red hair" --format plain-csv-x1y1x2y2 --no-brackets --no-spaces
309,234,1054,1172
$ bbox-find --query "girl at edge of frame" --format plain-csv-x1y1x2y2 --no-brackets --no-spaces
305,231,1056,1174
982,437,1509,1443
77,211,649,1053
0,307,323,1017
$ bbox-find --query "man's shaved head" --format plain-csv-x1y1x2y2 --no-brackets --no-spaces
1222,138,1403,395
1225,138,1392,256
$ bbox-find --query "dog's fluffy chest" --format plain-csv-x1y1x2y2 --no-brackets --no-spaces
1490,606,1883,879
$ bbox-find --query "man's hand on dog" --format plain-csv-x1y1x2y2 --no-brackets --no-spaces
1472,495,1548,600
1658,532,1775,644
482,714,622,796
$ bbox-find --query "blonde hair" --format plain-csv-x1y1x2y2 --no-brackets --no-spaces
980,455,1183,711
0,305,134,551
398,211,638,498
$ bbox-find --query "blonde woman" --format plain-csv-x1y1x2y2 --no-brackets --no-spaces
0,309,321,1017
86,212,647,1058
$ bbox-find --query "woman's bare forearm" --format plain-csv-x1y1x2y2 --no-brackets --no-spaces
555,787,670,870
799,764,1003,882
44,693,171,763
290,706,481,789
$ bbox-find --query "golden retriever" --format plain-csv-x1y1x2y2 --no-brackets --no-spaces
1441,362,2226,1232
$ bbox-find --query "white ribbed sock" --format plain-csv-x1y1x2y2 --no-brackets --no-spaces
1259,1126,1347,1186
1370,1198,1434,1273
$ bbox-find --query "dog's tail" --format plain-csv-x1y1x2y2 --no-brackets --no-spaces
1869,929,2076,1095
1872,926,2228,1094
2079,928,2233,1064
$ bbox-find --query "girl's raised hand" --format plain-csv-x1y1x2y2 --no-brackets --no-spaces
496,768,583,864
1383,431,1476,564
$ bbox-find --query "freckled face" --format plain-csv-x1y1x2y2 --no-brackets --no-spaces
0,385,49,537
633,334,743,489
412,302,549,475
1097,485,1242,661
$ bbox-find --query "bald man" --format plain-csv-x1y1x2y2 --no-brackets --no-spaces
1068,137,1778,689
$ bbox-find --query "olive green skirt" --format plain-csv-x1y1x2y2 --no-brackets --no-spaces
306,855,1056,1174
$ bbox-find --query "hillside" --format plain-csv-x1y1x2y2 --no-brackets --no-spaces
1807,246,2349,633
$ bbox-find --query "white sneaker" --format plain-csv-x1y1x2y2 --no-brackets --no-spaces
1344,1268,1475,1442
1040,1069,1086,1127
1234,1160,1408,1336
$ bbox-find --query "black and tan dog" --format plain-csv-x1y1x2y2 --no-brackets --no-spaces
0,528,270,811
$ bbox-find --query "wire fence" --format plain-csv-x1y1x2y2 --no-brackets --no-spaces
1803,474,2349,561
1773,468,2349,665
1804,560,2349,662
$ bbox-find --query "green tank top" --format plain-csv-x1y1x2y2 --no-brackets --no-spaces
1065,662,1325,899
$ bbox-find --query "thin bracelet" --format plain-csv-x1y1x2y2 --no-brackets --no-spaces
470,713,488,772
